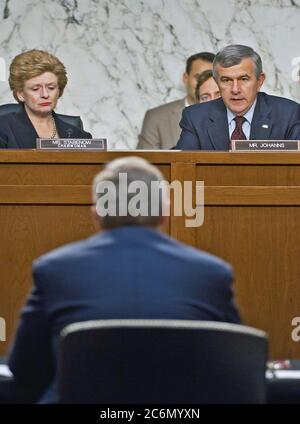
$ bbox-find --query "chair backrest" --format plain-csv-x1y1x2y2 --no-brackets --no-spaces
0,103,83,129
58,319,268,404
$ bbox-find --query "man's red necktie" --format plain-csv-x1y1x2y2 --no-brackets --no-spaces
231,116,247,140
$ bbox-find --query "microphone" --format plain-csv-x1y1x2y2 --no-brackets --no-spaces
66,128,73,138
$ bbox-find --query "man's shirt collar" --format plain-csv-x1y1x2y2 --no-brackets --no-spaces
226,97,257,126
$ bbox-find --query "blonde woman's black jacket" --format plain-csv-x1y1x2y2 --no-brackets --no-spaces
0,106,92,148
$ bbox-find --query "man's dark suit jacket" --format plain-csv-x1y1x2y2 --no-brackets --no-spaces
175,92,300,150
6,226,240,403
0,106,92,148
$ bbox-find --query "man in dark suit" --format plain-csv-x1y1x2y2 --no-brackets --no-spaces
176,45,300,150
1,157,240,403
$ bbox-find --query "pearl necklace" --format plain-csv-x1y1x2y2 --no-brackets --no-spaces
51,115,57,138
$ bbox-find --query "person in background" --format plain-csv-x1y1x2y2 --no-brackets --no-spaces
0,49,92,148
195,69,220,103
0,156,240,403
137,52,215,149
176,44,300,150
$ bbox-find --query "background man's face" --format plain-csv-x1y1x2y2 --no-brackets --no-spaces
214,58,265,115
198,77,220,103
183,59,212,104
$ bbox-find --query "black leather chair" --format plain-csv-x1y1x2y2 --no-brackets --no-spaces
0,103,83,129
58,319,268,404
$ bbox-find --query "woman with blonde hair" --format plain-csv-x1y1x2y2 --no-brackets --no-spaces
0,49,91,148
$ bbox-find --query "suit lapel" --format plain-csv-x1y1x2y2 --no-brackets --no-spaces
207,99,230,150
54,113,72,138
11,106,39,148
11,108,82,147
250,93,272,140
54,112,82,138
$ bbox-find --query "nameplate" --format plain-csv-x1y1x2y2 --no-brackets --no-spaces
36,138,107,150
231,140,300,152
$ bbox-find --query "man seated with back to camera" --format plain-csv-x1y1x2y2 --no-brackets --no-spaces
0,49,92,148
0,156,240,403
176,44,300,150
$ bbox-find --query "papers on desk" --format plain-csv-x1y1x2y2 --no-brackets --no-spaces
266,369,300,379
0,364,12,377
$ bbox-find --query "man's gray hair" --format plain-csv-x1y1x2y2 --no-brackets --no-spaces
92,156,166,229
213,45,263,79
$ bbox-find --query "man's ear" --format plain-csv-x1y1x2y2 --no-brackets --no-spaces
182,72,189,86
257,72,266,90
90,205,102,232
